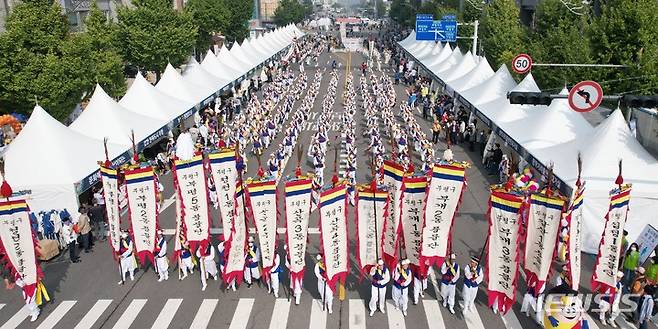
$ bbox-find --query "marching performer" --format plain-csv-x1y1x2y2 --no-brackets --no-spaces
521,282,545,323
197,243,219,291
14,274,40,322
118,231,137,284
462,256,483,312
369,259,390,316
217,239,236,291
154,229,169,282
315,254,333,314
392,259,413,316
244,236,262,287
554,264,571,287
440,254,459,314
269,250,283,298
179,240,195,280
285,245,303,305
413,266,428,305
598,271,624,326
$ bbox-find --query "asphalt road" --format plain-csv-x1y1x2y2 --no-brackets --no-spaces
0,43,650,329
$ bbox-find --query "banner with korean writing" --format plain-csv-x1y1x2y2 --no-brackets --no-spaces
208,149,237,240
0,200,42,298
247,179,278,276
486,191,524,315
592,186,631,294
382,160,404,270
319,184,348,292
172,194,184,262
400,176,427,269
523,193,565,291
566,183,584,290
174,155,211,253
124,167,159,265
100,166,121,254
421,164,466,269
224,182,248,284
285,178,313,284
355,187,388,275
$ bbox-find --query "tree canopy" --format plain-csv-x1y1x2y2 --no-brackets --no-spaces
273,0,309,26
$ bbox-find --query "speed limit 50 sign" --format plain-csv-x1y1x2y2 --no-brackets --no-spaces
512,54,532,74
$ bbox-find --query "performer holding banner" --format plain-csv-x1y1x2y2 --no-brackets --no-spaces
400,176,427,269
246,179,278,282
208,148,238,241
173,154,211,253
100,166,122,260
124,167,159,266
592,163,631,300
284,177,313,304
565,171,585,291
223,182,248,288
382,160,404,270
486,190,524,315
318,184,349,304
0,199,47,322
355,184,388,275
420,164,467,268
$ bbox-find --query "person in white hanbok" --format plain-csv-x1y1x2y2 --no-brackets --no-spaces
154,229,169,282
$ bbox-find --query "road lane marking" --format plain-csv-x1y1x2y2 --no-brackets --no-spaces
421,299,446,329
0,305,29,329
0,304,4,311
309,299,327,329
36,300,77,329
229,298,254,329
500,310,523,329
74,299,113,329
190,299,218,329
112,299,147,329
348,299,366,329
385,300,406,329
615,315,637,329
268,299,291,329
150,298,182,329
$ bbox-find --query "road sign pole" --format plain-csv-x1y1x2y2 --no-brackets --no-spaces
472,20,479,55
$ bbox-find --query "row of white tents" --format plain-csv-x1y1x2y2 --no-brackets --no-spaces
3,24,305,217
399,30,658,254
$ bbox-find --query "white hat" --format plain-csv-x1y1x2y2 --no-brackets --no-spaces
616,271,624,278
377,259,384,266
121,231,129,238
401,259,411,266
316,254,323,261
450,253,456,260
248,236,254,243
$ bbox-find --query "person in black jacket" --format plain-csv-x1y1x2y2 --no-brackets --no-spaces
489,144,503,175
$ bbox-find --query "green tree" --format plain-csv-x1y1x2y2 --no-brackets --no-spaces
375,0,386,18
117,0,197,78
0,0,82,120
273,0,306,26
186,0,230,51
457,1,482,51
222,0,253,42
479,0,525,68
527,0,593,89
589,0,658,94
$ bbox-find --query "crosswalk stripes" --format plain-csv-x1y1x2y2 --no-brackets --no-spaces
112,299,147,329
421,299,445,329
309,299,327,329
0,304,4,312
348,299,366,329
36,301,77,329
615,316,637,329
74,300,113,329
385,300,406,329
268,299,291,329
228,298,254,329
0,305,29,329
190,299,219,329
500,310,523,329
150,298,182,329
463,306,486,329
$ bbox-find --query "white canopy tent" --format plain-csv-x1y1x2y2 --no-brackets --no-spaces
422,44,452,68
532,109,658,253
448,58,495,94
182,57,227,95
460,65,517,107
4,105,125,214
156,63,210,104
442,52,477,84
119,73,194,122
218,44,252,74
476,72,541,123
416,43,443,63
412,42,435,59
201,50,242,83
436,50,471,80
69,85,165,146
398,30,416,48
428,46,462,74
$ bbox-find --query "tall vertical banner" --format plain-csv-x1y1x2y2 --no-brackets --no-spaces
224,182,248,284
382,160,404,269
247,179,278,276
486,191,524,314
355,187,388,275
421,164,466,268
400,176,427,268
124,167,159,265
174,155,211,252
319,185,348,291
208,149,237,240
592,186,631,294
285,178,313,284
0,200,42,298
100,166,121,254
566,183,585,290
523,194,565,290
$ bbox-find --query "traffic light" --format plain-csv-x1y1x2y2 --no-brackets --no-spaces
507,92,553,105
620,95,658,108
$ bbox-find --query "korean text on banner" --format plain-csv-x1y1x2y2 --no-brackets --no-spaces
486,191,524,315
566,183,585,290
524,193,565,290
208,149,237,240
400,176,427,268
355,188,388,274
224,182,248,284
247,179,278,274
124,167,159,265
100,166,121,253
319,185,348,292
382,160,404,269
174,155,211,252
285,178,313,283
